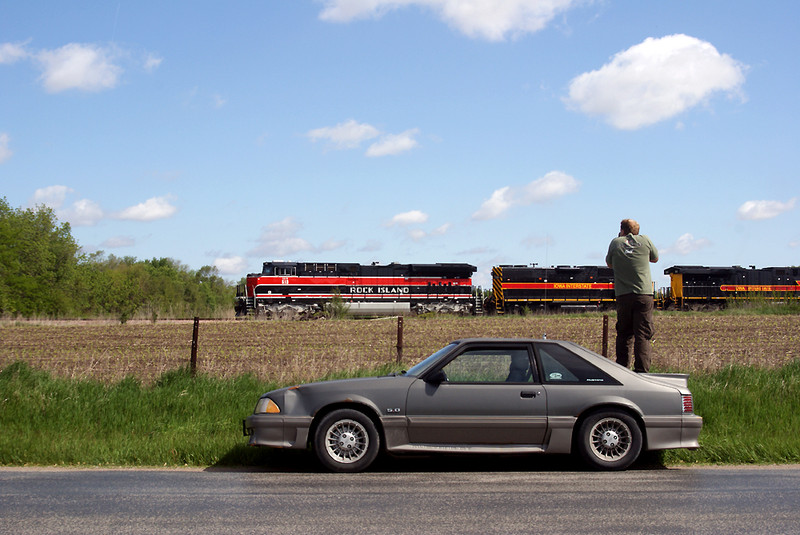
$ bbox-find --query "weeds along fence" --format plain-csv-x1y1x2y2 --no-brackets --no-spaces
1,314,799,384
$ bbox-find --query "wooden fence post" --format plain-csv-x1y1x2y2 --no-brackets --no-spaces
190,316,200,377
602,314,609,358
396,316,404,364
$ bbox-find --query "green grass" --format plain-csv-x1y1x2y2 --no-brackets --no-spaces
0,362,275,466
663,360,800,465
722,296,800,315
2,359,799,467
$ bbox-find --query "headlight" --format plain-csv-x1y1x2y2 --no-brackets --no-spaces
254,397,281,414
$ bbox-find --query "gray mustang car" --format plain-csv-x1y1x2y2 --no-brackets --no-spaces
244,338,702,472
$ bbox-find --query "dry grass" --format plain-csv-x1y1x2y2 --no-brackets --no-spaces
1,313,798,384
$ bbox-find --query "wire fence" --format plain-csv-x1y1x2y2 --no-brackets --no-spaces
1,314,798,384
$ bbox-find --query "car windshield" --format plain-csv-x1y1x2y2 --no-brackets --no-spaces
405,343,457,377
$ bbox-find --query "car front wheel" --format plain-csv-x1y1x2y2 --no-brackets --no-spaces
576,410,642,470
314,409,380,473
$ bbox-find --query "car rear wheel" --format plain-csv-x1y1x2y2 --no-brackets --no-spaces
577,410,642,471
314,409,380,473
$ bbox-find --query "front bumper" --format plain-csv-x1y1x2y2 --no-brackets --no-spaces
243,414,313,449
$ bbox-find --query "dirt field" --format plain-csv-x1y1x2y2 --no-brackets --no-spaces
1,314,798,384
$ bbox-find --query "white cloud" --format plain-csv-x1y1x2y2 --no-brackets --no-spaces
319,239,346,251
473,171,579,220
116,196,178,221
431,223,451,235
36,43,122,93
213,256,248,275
0,41,29,64
308,119,419,156
0,133,12,163
250,217,315,257
101,236,136,248
472,186,513,221
388,210,429,226
663,233,711,256
143,53,163,72
30,186,103,226
408,229,427,241
62,198,105,226
318,0,579,41
406,222,451,242
565,34,747,130
736,198,797,221
213,94,227,108
307,119,380,149
30,185,73,209
521,171,580,202
366,129,420,157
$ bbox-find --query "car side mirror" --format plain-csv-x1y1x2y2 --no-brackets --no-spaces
425,369,447,385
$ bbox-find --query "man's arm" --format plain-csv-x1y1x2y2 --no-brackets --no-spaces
648,237,659,263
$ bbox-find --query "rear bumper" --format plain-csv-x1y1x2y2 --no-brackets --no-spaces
643,414,703,451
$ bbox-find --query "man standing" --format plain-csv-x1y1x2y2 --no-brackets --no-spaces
606,219,659,373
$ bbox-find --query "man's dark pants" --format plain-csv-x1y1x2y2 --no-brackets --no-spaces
615,293,654,373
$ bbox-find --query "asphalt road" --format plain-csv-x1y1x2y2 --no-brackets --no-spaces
2,459,799,535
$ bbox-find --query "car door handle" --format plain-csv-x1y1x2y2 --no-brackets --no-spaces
520,391,541,398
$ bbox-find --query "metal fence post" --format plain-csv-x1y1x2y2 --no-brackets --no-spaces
190,316,200,377
396,316,404,364
602,314,609,358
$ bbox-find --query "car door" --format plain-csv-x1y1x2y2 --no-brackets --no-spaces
404,342,548,445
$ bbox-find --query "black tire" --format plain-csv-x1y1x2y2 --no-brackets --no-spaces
576,410,642,471
313,409,380,473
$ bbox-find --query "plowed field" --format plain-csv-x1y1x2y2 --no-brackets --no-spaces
2,314,798,384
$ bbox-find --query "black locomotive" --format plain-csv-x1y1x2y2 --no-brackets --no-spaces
661,265,800,310
489,264,616,313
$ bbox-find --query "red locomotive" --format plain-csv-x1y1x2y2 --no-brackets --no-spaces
236,261,478,319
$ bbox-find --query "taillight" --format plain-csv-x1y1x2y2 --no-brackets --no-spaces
681,394,694,413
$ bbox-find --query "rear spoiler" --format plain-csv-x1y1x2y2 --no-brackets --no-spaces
641,373,689,389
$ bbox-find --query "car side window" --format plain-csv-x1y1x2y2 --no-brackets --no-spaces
536,344,617,384
440,348,533,383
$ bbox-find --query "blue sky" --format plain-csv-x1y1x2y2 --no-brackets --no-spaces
2,1,798,288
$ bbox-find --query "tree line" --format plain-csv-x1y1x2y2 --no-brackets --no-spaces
0,198,235,322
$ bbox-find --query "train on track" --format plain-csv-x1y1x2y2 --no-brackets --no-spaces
235,261,478,319
660,265,800,310
235,261,800,317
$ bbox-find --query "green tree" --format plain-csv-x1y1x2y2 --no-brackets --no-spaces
0,197,79,317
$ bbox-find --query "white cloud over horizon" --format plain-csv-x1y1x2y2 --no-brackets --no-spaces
115,196,178,222
37,43,122,93
737,198,797,221
1,40,160,94
662,233,712,256
307,119,419,156
249,217,315,258
565,34,747,130
472,171,579,220
317,0,579,41
29,186,178,227
0,133,12,163
101,235,136,248
307,119,381,150
387,210,429,226
366,129,420,157
213,255,248,275
0,41,28,64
